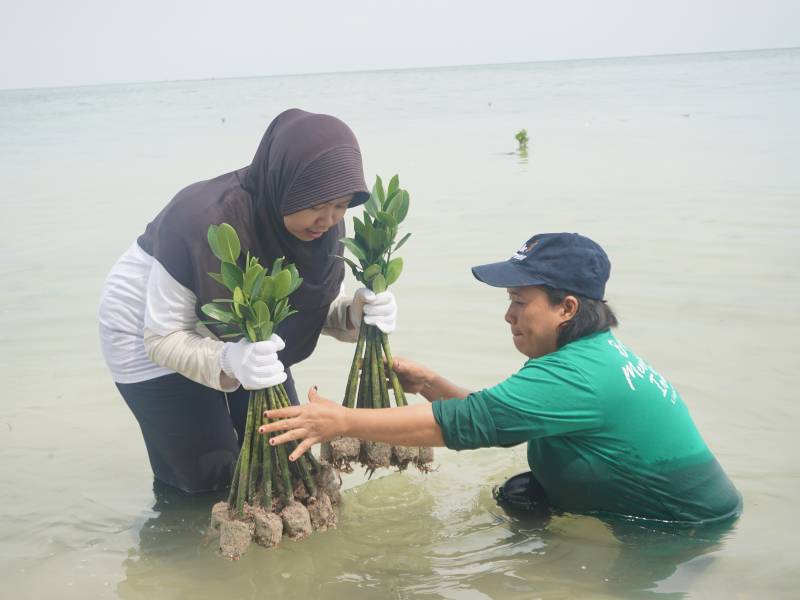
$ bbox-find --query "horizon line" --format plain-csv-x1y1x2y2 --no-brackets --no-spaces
2,44,797,94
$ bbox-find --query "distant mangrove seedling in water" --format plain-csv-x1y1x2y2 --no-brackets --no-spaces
515,128,529,152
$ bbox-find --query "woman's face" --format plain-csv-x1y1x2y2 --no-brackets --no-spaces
283,194,353,241
504,286,575,359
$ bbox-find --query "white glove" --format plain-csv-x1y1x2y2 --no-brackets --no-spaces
348,288,397,333
219,334,287,390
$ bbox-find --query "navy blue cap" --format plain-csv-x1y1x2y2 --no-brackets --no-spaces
471,233,611,300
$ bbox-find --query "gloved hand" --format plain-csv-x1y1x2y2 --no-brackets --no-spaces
348,288,397,333
219,334,287,390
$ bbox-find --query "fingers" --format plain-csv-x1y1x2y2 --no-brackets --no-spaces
250,339,281,355
355,288,376,303
289,438,316,461
262,405,302,420
308,385,320,403
268,428,309,445
364,315,396,333
269,333,286,351
241,371,286,391
367,291,394,306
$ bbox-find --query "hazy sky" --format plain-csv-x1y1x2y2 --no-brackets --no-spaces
1,0,798,90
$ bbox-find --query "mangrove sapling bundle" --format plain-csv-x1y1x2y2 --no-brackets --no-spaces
201,223,341,559
323,175,434,474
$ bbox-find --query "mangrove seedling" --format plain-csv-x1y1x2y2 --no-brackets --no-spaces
324,175,434,474
515,128,529,152
202,222,341,558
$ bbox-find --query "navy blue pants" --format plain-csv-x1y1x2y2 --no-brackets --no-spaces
116,369,298,494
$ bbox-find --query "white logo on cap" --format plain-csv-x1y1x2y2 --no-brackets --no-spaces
511,238,538,261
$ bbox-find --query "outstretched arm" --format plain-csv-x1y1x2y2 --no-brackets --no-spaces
392,357,472,401
260,387,445,461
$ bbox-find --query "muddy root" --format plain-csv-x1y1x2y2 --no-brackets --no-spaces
280,501,313,541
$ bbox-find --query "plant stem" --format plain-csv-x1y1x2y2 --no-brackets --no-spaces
261,425,273,510
381,332,407,407
344,322,367,408
376,334,391,409
269,386,293,503
235,391,256,514
369,327,382,409
247,390,264,502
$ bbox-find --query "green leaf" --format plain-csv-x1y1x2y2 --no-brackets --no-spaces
385,257,403,286
371,273,387,293
287,264,303,295
363,218,379,255
243,264,265,297
386,175,399,206
258,275,275,301
258,321,274,340
211,323,242,336
208,272,227,288
271,257,284,275
250,267,266,299
373,175,385,203
353,216,366,240
233,287,245,317
240,304,257,323
376,211,398,230
221,262,244,292
246,322,257,342
253,300,270,325
365,176,383,218
207,225,223,262
273,269,292,299
387,189,410,223
334,255,362,278
200,303,236,324
397,190,410,223
363,264,381,281
394,232,412,252
216,223,241,264
341,237,367,262
364,195,379,219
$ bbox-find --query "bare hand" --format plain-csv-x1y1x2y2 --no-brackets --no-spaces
391,356,435,395
260,387,347,461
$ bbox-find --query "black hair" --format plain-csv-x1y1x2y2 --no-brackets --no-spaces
542,287,618,349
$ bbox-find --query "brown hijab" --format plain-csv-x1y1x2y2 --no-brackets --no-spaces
138,109,369,367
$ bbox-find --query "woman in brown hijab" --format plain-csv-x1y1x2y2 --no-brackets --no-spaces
98,109,397,493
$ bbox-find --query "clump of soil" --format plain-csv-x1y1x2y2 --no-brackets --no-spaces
208,462,342,558
254,509,283,548
391,445,419,470
315,464,343,505
323,437,361,472
280,501,313,540
219,519,253,560
363,441,392,472
415,446,435,472
307,492,337,531
322,439,435,475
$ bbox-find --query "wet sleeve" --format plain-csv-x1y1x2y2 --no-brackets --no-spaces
432,359,603,450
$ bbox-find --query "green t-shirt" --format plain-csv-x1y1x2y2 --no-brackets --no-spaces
432,330,741,524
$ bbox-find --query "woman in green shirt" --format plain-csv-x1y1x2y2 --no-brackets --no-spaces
260,232,742,524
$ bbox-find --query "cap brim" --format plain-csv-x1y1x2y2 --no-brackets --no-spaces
471,261,548,288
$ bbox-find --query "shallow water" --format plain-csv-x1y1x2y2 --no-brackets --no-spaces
1,48,799,598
